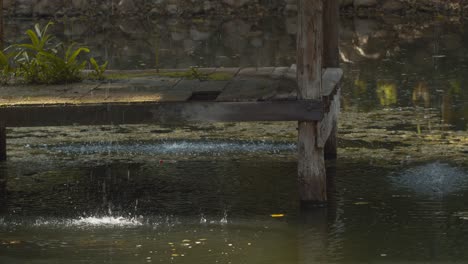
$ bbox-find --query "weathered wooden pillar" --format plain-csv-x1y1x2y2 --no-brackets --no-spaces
297,0,326,202
0,125,6,161
0,0,3,48
0,0,5,160
323,0,340,160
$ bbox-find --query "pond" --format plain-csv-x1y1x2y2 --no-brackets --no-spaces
1,15,468,263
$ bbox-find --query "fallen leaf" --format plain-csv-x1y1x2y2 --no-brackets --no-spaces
270,214,285,218
354,202,370,205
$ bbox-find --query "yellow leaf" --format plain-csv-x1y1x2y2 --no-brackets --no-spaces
354,202,369,205
271,214,285,218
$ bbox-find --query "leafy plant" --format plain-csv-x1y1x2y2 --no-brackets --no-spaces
34,43,90,84
17,22,55,53
0,22,108,85
0,50,15,85
89,57,108,80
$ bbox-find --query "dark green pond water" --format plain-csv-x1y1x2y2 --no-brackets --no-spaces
1,16,468,263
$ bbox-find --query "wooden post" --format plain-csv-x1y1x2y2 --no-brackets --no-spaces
0,125,6,161
323,0,340,160
323,0,339,68
297,0,326,203
0,0,3,49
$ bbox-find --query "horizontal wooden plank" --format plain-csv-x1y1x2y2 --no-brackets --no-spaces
0,100,323,127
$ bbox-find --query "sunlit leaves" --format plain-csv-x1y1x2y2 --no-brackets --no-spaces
0,22,107,85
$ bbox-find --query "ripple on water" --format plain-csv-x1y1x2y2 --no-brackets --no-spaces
391,162,468,197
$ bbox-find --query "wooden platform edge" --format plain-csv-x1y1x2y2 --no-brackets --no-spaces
0,100,324,127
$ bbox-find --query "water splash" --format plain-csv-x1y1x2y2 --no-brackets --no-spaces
220,211,228,225
0,216,143,228
43,140,296,156
391,162,468,197
199,214,207,224
0,213,239,229
71,216,143,227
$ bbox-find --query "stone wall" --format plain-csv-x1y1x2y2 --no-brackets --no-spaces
1,0,467,17
4,14,461,70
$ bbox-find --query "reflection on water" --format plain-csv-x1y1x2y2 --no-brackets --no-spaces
340,19,467,131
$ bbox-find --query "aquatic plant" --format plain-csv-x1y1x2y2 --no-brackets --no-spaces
0,22,108,85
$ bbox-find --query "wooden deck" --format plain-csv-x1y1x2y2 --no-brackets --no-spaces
0,67,342,127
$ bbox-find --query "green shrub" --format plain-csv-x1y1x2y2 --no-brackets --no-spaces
0,22,108,85
89,57,108,80
0,50,15,85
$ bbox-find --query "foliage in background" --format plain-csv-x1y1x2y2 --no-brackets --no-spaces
89,57,108,80
0,50,15,84
0,22,107,85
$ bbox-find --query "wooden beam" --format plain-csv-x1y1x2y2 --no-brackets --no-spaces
0,100,323,127
323,0,340,160
0,125,5,161
297,0,326,203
